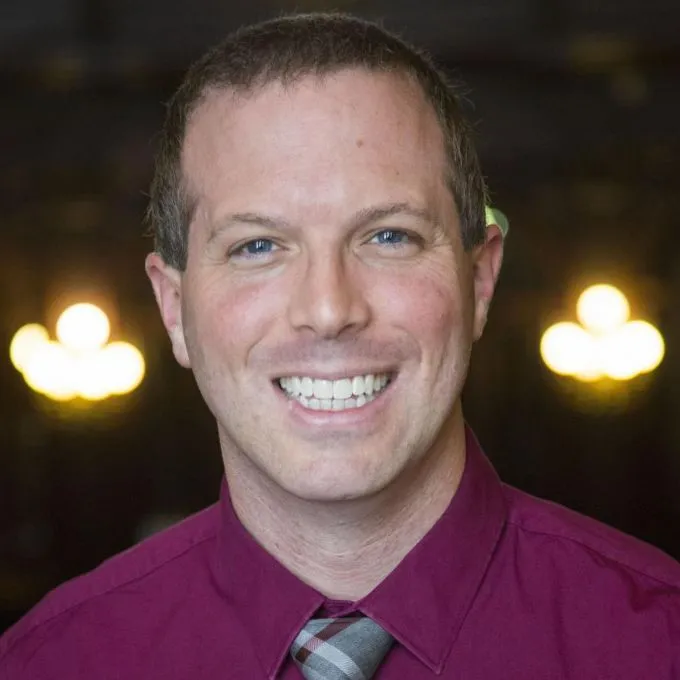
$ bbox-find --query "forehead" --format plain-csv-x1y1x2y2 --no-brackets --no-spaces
181,69,449,221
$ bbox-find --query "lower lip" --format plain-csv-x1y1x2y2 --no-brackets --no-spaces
275,380,395,427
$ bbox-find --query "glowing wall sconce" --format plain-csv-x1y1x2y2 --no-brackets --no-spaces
540,284,664,382
10,303,145,402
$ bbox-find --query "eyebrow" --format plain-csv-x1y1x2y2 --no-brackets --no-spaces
349,202,434,228
207,212,291,244
207,201,436,243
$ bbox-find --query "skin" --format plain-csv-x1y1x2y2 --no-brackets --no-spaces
146,70,503,599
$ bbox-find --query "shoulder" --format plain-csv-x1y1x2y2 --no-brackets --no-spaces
503,483,680,592
0,503,220,668
498,485,680,670
459,484,680,675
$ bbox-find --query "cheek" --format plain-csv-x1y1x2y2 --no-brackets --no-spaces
184,277,282,365
372,270,463,344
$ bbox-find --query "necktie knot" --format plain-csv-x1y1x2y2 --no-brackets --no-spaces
291,616,394,679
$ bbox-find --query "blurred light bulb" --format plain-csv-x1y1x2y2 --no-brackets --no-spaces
619,320,664,374
100,342,145,395
10,324,50,373
540,322,596,376
22,341,77,400
597,331,640,380
74,352,112,401
573,366,604,382
576,284,629,334
56,303,110,352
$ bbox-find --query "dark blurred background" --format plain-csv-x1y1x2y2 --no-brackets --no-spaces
1,0,679,633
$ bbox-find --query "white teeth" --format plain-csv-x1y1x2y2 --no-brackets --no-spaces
333,378,353,400
313,380,333,400
300,377,314,398
278,372,392,411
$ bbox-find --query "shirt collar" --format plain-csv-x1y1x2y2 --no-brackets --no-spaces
211,426,507,677
212,485,325,679
358,427,507,672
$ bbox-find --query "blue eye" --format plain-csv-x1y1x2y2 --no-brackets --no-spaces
231,239,277,258
371,230,410,245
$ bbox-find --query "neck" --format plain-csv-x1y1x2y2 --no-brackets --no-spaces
223,411,467,601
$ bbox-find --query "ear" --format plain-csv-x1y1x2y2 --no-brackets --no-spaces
471,225,504,341
145,252,191,368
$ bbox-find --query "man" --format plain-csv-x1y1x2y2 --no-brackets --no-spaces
2,13,679,679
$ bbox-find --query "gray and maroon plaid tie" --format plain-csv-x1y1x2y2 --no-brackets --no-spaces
290,616,395,679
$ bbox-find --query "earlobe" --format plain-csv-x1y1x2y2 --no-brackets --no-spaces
145,253,191,368
472,225,504,341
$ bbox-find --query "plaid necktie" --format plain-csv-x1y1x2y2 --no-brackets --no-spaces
291,616,395,679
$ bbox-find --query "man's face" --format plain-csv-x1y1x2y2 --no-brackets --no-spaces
148,70,501,502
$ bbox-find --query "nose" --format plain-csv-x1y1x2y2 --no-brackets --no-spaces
287,251,371,338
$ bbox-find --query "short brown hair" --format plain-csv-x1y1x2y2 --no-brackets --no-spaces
147,13,488,270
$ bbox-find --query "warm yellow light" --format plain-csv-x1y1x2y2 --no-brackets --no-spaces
576,284,629,334
573,367,605,382
99,342,146,395
597,331,640,381
619,321,664,374
22,342,77,400
571,351,604,382
11,305,146,402
73,352,112,401
10,324,50,373
540,322,597,377
542,282,664,384
56,303,110,352
542,316,664,382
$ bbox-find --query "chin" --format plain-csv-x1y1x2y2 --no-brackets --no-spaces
278,466,388,503
287,485,379,503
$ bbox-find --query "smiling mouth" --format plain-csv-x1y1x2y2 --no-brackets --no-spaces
276,373,393,411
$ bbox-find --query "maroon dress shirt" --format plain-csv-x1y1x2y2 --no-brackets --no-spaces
2,428,680,678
